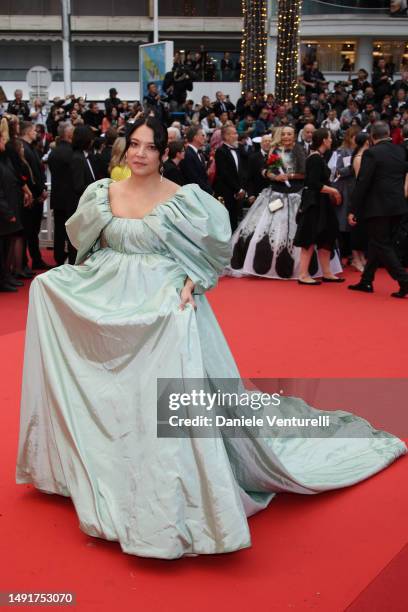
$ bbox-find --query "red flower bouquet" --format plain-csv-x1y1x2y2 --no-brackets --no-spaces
266,152,284,171
266,151,291,187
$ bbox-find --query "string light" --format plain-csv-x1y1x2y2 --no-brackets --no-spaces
240,0,267,97
275,0,303,104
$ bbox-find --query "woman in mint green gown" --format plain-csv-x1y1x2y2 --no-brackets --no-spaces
16,117,406,559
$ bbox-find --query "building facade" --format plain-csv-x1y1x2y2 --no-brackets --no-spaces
0,1,407,102
267,1,408,91
0,1,242,102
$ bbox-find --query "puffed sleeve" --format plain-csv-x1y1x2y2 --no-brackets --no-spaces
145,183,232,294
65,178,112,264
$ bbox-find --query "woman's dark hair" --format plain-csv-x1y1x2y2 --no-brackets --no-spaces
354,131,369,151
72,125,94,152
122,116,168,162
311,127,330,150
351,131,370,165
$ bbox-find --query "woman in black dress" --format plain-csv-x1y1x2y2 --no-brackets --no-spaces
294,127,344,285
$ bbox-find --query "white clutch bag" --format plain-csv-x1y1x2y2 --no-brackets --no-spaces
268,198,284,213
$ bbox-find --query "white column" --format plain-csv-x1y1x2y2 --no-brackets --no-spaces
356,37,373,77
153,0,159,43
266,35,277,94
61,0,72,96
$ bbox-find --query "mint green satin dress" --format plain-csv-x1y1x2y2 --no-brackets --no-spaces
16,180,407,559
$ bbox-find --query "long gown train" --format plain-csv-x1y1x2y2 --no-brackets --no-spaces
16,180,406,559
225,187,342,279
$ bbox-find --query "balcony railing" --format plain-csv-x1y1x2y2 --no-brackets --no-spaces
270,0,389,16
0,0,240,17
0,67,243,83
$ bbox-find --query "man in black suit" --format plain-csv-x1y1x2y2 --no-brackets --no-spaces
179,126,213,194
298,123,315,156
214,125,246,231
247,133,272,203
213,90,235,118
48,122,74,266
20,121,49,270
349,122,408,298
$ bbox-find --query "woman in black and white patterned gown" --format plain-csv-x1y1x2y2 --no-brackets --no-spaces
226,127,342,279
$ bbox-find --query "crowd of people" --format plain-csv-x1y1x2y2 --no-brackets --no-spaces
1,56,408,294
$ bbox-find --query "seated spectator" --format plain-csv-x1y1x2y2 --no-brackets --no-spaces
392,69,408,95
390,114,404,144
236,91,258,120
253,107,271,137
321,109,341,138
213,91,235,118
395,88,408,112
198,96,213,121
167,126,181,143
263,93,278,122
83,102,104,134
340,99,361,129
380,94,395,121
296,105,316,130
182,99,196,124
360,102,377,128
237,114,255,138
201,111,221,136
69,108,84,127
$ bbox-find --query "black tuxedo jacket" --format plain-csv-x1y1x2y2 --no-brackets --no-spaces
247,150,269,198
214,144,244,203
163,160,186,186
70,150,98,214
351,140,408,219
213,100,235,117
48,140,74,212
179,146,212,194
22,140,46,199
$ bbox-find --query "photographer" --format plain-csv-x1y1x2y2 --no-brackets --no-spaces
46,105,66,138
373,58,393,103
104,88,123,118
162,63,193,112
143,82,168,124
7,89,30,121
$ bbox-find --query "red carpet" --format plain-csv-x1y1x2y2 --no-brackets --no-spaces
1,259,407,611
